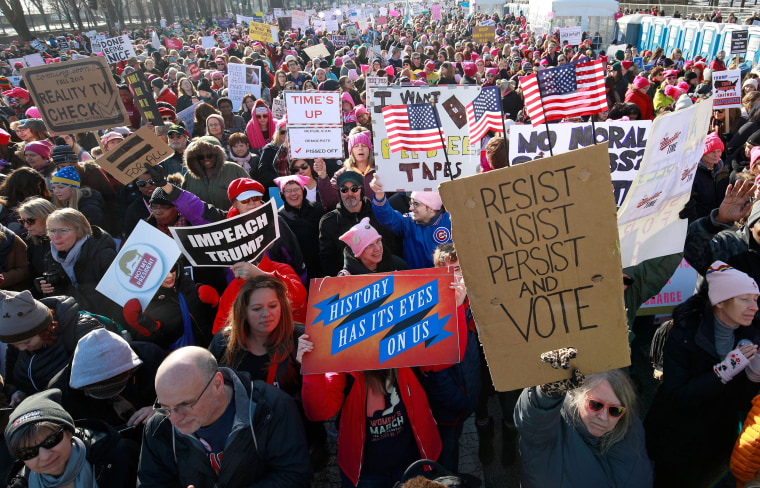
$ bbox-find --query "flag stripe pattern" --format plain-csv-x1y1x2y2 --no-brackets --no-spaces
466,85,504,144
520,60,607,126
382,103,445,153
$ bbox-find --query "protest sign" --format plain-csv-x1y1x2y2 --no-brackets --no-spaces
376,16,388,24
219,32,233,48
639,259,697,314
22,56,128,133
272,98,285,120
170,200,280,267
100,35,136,64
346,23,360,40
249,21,274,43
559,26,583,45
218,18,234,29
8,58,26,69
31,40,47,52
96,127,171,184
236,14,254,24
324,13,340,31
123,70,162,125
176,101,200,135
617,97,712,267
96,221,181,308
288,127,344,158
713,69,741,108
274,8,283,16
301,267,460,374
472,25,495,44
23,53,44,67
304,43,331,59
292,10,309,30
369,85,480,191
508,120,652,207
201,36,215,49
227,63,262,110
285,91,341,125
732,30,749,55
439,144,629,391
165,38,182,50
331,34,348,47
9,76,21,86
431,4,441,20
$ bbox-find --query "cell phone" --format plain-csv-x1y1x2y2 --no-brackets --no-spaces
33,277,45,294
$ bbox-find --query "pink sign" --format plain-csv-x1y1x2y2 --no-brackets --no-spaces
389,10,400,17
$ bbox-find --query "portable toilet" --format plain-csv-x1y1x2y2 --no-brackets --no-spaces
665,18,684,56
746,25,760,65
680,20,702,59
651,17,670,53
639,15,654,52
719,24,748,58
610,14,649,52
697,22,721,60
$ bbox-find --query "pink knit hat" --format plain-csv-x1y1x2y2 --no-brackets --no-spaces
274,174,311,190
633,76,649,89
462,62,477,77
703,131,724,156
276,117,288,130
410,191,442,211
348,130,372,155
706,260,759,305
750,146,760,171
486,67,499,76
339,217,382,257
677,81,690,93
24,141,51,160
354,104,368,118
663,84,682,99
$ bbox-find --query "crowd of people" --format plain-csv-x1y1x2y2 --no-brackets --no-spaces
0,4,760,488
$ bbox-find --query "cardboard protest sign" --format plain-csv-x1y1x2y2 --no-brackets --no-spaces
96,221,181,308
560,26,583,45
96,126,172,185
288,127,344,159
617,97,712,267
472,25,495,44
713,69,741,108
227,63,262,110
304,44,331,59
369,85,480,191
732,30,749,55
100,35,136,64
301,267,460,374
439,144,629,391
249,21,274,43
508,121,652,207
123,70,162,126
292,10,309,30
22,56,128,134
285,91,341,125
170,200,280,267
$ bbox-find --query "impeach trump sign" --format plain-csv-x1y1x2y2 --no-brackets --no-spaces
301,268,460,374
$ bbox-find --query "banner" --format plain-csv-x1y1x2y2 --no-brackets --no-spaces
96,220,181,308
508,121,652,207
301,267,460,374
96,126,172,185
100,35,136,64
288,127,344,158
617,98,712,267
439,144,630,392
227,63,262,110
22,56,129,134
218,18,235,29
559,26,582,45
236,14,254,24
369,85,480,191
249,21,274,43
285,91,341,125
713,69,741,108
472,25,495,44
123,70,162,126
170,200,280,267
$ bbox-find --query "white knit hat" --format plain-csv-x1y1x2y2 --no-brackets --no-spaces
706,261,759,305
69,329,143,389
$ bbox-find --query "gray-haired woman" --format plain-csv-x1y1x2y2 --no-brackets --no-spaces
514,348,652,487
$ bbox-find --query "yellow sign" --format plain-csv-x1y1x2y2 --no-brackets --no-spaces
249,21,273,43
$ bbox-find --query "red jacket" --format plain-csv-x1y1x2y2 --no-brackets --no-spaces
212,254,307,333
624,89,654,120
156,86,178,108
302,368,441,486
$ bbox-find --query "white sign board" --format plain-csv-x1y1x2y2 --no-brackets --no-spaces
272,97,286,120
560,26,583,45
227,63,262,111
284,91,341,125
288,127,344,158
201,36,215,49
100,35,137,65
292,10,309,30
713,69,742,108
23,54,45,67
325,13,341,32
237,14,254,24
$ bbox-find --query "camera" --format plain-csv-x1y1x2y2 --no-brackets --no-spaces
43,268,68,287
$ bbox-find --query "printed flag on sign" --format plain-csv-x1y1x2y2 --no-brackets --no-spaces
520,60,607,126
466,86,504,144
382,103,445,153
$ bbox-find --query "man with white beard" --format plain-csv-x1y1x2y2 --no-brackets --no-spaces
158,124,188,176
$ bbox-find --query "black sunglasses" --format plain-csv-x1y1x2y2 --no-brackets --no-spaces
15,428,65,461
135,180,152,188
17,217,36,225
340,186,360,193
197,153,215,160
291,163,309,172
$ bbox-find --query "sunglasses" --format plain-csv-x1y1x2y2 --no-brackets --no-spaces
17,217,36,225
586,397,626,418
291,163,309,172
168,132,184,138
256,114,269,119
135,180,151,188
238,196,262,204
15,428,65,461
197,153,215,160
340,186,360,193
279,130,287,135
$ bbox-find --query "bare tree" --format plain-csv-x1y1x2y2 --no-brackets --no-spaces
0,0,33,39
26,0,52,30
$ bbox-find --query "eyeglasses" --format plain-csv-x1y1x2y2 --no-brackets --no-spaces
162,117,174,122
283,187,302,194
291,163,309,172
256,114,269,119
410,201,425,209
586,397,626,418
46,228,73,235
17,217,36,225
135,180,152,188
238,196,262,204
279,130,287,135
340,185,360,193
213,77,223,81
168,132,184,138
486,74,495,77
149,204,174,213
15,428,65,461
197,153,215,161
154,372,217,417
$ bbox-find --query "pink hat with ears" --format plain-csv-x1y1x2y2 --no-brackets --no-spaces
486,67,499,76
677,81,690,93
349,69,359,81
633,76,649,89
663,84,682,99
385,65,395,77
274,174,311,190
339,217,382,257
361,64,369,74
25,107,41,118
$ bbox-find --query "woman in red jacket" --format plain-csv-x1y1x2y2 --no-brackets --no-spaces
624,76,655,120
299,341,442,487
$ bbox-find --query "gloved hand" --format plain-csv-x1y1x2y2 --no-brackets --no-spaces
144,162,167,187
678,195,697,221
197,284,219,307
540,347,577,369
123,298,143,328
122,298,158,337
714,347,751,384
539,347,584,398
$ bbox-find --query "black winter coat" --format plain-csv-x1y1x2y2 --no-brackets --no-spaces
77,188,105,228
279,199,325,279
684,163,728,224
338,246,408,276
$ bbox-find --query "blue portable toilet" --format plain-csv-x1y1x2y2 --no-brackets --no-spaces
639,15,654,52
697,23,721,60
746,25,760,65
681,20,702,59
665,18,684,55
651,17,670,53
719,24,748,59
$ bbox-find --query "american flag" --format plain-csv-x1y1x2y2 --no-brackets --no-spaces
520,60,607,126
466,86,504,144
382,103,445,153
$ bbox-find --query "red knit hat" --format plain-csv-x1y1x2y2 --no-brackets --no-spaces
227,178,265,203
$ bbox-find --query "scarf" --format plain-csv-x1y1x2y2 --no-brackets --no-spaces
229,152,252,171
50,236,88,287
29,437,97,488
714,316,737,359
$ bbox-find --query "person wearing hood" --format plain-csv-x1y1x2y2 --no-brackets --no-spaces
150,77,178,108
256,118,291,191
681,132,729,224
180,136,248,211
341,91,358,136
624,76,654,120
337,217,407,276
274,175,324,280
245,99,276,155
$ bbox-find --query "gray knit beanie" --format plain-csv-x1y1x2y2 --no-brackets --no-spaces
0,290,52,343
69,329,143,389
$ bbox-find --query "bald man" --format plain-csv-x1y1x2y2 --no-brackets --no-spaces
137,347,311,488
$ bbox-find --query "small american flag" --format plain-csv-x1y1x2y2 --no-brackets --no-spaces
382,103,445,153
520,60,607,126
466,86,504,144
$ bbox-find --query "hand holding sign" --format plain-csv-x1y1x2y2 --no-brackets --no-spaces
296,334,313,364
144,162,168,187
538,347,584,398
